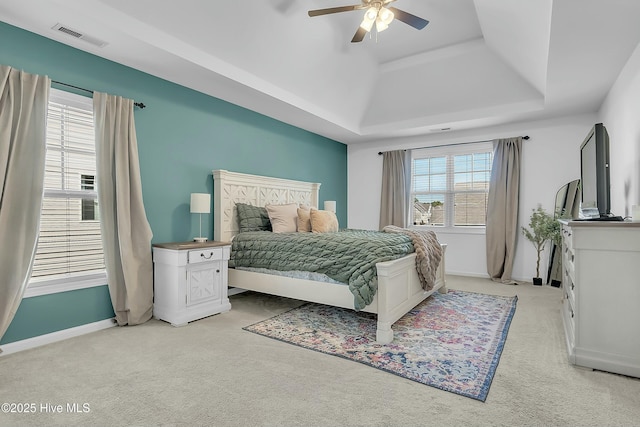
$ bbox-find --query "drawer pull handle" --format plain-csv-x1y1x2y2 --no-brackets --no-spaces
201,252,214,260
571,309,574,318
216,269,220,273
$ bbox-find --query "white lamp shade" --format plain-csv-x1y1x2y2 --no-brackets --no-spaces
360,6,377,31
375,18,389,32
360,17,374,32
324,200,336,213
379,7,394,24
190,193,211,214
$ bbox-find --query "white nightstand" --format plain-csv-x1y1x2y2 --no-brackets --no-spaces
152,241,231,326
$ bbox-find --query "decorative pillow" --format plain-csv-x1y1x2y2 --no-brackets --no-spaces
266,203,299,233
310,208,339,233
236,203,272,232
297,207,312,232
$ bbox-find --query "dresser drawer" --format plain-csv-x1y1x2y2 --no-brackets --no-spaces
562,224,573,252
564,272,575,304
563,295,575,336
188,247,223,264
562,246,575,283
562,296,575,362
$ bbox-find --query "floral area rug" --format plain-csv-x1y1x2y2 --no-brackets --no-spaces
243,290,517,401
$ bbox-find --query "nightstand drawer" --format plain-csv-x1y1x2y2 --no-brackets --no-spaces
188,247,223,264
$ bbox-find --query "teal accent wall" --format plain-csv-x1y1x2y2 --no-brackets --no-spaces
0,22,347,344
0,286,114,345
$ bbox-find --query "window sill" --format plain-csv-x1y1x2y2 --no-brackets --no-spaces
409,225,486,235
25,271,107,298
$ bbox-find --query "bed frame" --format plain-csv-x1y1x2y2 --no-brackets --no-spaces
212,169,447,344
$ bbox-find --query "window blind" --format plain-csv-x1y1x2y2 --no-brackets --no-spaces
411,142,493,227
31,89,105,278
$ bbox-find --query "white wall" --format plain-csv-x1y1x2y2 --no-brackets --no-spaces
599,41,640,218
348,114,597,281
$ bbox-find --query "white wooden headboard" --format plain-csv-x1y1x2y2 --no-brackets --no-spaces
212,170,321,242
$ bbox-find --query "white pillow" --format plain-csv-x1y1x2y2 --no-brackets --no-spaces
265,203,299,233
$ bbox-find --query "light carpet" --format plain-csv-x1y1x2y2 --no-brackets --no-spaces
2,276,639,427
244,290,517,401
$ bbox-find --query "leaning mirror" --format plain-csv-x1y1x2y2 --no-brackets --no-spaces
547,179,580,286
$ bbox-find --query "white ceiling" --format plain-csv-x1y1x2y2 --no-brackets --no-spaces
2,0,640,144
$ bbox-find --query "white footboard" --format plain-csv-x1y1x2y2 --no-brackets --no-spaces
374,244,447,343
229,244,447,344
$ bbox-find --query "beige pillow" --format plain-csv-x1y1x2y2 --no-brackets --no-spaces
265,203,298,233
297,207,312,232
310,208,339,233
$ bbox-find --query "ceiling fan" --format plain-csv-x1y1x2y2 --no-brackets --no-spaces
308,0,429,43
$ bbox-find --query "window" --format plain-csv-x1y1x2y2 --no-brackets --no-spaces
29,89,105,291
410,142,493,228
81,174,98,221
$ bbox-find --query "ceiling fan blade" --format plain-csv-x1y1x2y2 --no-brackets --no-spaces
351,27,367,43
387,6,429,30
308,5,363,17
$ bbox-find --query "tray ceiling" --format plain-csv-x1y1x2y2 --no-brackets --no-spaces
1,0,640,144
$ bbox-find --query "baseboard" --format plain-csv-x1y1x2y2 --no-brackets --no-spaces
446,271,532,283
446,271,488,278
228,286,248,296
0,318,116,356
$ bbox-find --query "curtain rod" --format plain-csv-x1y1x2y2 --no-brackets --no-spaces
51,80,146,109
377,135,529,155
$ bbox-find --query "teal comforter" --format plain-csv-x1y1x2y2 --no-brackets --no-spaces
229,229,415,310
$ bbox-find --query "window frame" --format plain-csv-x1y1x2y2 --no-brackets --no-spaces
26,88,106,298
410,141,493,233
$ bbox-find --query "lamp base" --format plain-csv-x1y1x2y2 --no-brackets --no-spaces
193,237,208,243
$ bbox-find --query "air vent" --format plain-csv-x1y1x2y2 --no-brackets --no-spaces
52,23,108,48
56,26,82,38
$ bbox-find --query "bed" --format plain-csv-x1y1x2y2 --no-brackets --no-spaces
212,169,447,343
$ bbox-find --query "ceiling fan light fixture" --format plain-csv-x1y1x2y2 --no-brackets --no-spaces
308,2,429,43
360,7,378,32
379,7,394,25
365,7,378,21
375,17,389,32
360,17,375,32
360,7,377,32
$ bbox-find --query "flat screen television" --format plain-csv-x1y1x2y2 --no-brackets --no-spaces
579,123,610,218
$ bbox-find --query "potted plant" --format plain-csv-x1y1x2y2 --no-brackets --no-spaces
521,205,562,285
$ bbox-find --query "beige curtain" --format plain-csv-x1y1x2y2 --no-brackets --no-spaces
0,66,50,347
379,150,410,229
486,137,522,284
94,92,153,325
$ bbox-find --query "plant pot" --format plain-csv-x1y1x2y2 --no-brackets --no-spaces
532,277,543,286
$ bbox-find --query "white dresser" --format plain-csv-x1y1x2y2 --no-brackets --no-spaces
560,220,640,378
152,241,231,326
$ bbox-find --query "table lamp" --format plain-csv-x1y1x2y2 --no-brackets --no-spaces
190,193,210,242
324,201,336,213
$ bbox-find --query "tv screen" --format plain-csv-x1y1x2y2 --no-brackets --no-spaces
579,123,610,218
